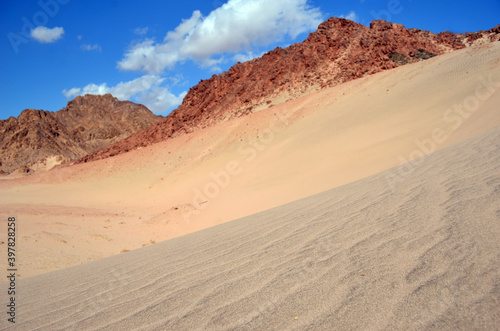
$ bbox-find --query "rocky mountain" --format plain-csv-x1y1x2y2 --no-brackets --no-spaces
78,18,499,164
0,94,161,174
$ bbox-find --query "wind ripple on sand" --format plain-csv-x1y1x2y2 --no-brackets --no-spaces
4,127,500,330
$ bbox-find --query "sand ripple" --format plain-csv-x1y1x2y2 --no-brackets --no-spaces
4,125,500,330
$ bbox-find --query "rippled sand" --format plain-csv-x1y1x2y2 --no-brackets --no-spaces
4,124,500,330
1,43,500,280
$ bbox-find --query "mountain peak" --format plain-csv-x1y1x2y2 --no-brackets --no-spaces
0,94,161,174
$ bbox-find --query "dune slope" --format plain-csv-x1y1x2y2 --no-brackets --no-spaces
3,122,500,330
1,43,500,278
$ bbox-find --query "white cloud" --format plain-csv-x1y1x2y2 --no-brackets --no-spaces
30,26,64,43
233,51,265,63
200,57,225,72
62,87,81,98
134,27,149,35
340,11,359,22
81,43,102,52
118,0,323,74
138,87,187,113
62,75,186,114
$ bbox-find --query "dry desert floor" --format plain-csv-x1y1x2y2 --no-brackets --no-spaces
1,42,500,330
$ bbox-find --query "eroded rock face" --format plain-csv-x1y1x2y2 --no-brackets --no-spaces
72,18,499,164
487,24,500,34
0,94,161,173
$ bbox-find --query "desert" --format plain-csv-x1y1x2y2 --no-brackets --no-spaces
1,2,500,330
2,42,500,278
1,41,500,330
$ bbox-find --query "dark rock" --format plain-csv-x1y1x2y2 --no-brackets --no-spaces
415,49,437,60
389,52,410,65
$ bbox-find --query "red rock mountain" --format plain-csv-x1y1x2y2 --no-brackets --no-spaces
79,18,499,164
0,94,161,174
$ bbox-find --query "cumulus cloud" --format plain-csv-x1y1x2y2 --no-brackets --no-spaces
340,11,359,22
62,75,186,114
117,0,323,74
30,26,64,43
81,43,102,52
139,87,187,113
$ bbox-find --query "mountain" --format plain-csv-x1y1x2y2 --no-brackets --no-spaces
77,18,499,164
0,94,161,174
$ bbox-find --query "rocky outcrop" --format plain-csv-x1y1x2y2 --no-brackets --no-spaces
71,18,499,163
0,94,161,173
487,24,500,34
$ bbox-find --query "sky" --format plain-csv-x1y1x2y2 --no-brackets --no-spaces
1,0,499,119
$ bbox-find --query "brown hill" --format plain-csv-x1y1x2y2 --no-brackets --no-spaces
0,94,161,174
78,18,499,164
79,17,500,162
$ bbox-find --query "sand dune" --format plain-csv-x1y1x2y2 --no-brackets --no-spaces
3,123,500,330
1,43,500,279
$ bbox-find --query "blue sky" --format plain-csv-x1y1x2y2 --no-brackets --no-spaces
1,0,499,119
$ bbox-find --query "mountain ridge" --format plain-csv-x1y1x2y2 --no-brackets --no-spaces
77,18,500,164
0,94,161,174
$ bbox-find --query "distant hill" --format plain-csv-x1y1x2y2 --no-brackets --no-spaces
0,94,161,174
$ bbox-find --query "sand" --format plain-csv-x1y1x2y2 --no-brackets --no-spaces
1,43,500,279
0,41,499,329
2,120,499,330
